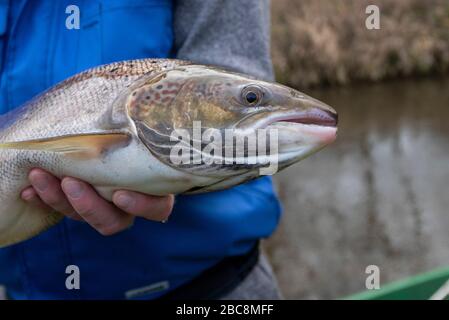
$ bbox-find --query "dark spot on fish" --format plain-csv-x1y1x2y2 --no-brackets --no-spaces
162,89,178,95
185,186,205,193
157,85,163,90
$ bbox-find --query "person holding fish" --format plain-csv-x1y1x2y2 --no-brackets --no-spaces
0,0,337,300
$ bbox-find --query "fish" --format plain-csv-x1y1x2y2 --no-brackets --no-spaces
0,59,337,247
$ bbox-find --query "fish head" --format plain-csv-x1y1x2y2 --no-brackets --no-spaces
127,65,337,182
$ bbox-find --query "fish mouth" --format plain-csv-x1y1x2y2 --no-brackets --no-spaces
270,108,338,128
262,107,338,162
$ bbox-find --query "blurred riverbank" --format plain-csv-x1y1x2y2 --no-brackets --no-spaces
272,0,449,88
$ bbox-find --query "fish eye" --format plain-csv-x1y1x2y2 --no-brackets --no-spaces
242,86,263,106
245,91,258,104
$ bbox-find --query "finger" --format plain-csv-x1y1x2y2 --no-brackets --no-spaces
112,191,174,222
21,186,82,221
21,186,52,211
28,168,81,220
61,177,134,235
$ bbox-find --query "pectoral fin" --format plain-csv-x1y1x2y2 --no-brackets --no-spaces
0,133,131,159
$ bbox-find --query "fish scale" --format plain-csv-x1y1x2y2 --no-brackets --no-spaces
0,59,189,143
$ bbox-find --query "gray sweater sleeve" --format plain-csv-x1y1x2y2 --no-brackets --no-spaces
173,0,274,81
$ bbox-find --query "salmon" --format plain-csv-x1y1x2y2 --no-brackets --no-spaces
0,59,337,247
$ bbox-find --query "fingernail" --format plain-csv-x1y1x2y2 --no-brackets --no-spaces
62,179,83,199
21,189,35,201
114,192,134,210
30,171,49,192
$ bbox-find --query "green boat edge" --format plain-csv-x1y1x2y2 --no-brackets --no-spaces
345,266,449,300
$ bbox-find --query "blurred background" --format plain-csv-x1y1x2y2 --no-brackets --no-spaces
264,0,449,299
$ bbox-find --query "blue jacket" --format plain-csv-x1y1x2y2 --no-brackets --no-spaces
0,0,281,299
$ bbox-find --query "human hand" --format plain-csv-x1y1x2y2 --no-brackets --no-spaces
21,168,174,235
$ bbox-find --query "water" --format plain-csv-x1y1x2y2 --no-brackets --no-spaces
266,77,449,299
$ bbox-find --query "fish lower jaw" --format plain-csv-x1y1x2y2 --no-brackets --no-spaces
263,121,338,169
268,121,337,145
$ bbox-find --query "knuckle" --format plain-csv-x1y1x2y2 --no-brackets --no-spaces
71,195,95,217
21,188,36,202
98,227,116,236
76,205,95,219
64,210,80,220
43,194,62,207
97,219,127,236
